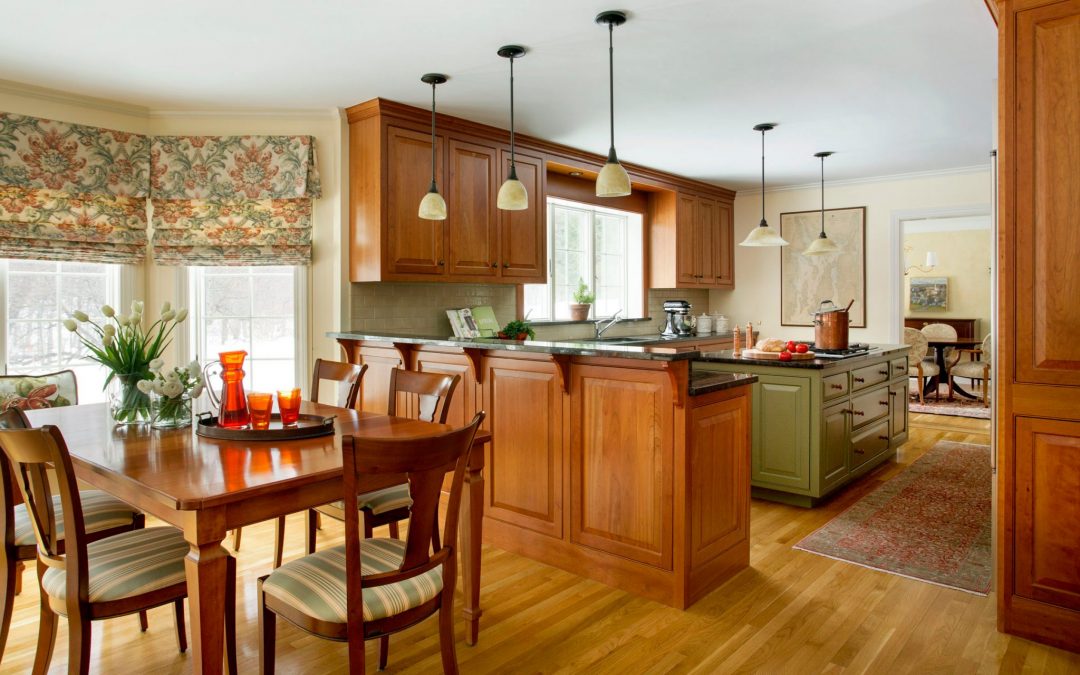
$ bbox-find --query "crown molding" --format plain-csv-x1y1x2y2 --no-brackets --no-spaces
737,163,993,197
0,78,149,117
147,107,340,119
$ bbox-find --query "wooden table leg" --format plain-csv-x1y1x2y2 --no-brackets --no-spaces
183,510,229,675
459,449,484,646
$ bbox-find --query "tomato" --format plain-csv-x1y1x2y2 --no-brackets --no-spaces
778,350,793,361
785,340,797,352
795,343,809,354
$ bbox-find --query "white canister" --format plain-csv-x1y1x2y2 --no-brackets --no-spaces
695,313,713,334
713,314,729,334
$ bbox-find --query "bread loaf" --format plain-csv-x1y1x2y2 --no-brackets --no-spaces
755,338,787,353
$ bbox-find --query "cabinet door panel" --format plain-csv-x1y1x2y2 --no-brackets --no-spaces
889,380,908,443
483,357,563,538
354,346,402,414
570,365,673,569
849,420,890,470
696,197,716,284
714,201,734,288
414,351,475,428
447,140,498,278
385,126,445,276
822,401,850,490
690,395,749,567
499,151,546,280
676,195,698,285
752,375,811,490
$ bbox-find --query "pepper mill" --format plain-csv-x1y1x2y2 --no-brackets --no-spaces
745,322,754,350
733,325,742,356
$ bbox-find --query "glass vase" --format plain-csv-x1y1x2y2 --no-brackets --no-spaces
109,373,152,426
151,391,192,430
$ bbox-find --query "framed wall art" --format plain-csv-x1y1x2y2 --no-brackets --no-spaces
909,276,949,311
780,206,866,327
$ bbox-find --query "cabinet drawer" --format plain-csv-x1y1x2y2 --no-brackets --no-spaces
890,357,908,379
823,373,848,400
849,386,890,429
851,363,891,391
850,420,890,470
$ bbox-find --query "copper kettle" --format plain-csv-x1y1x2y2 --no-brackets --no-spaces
813,300,854,350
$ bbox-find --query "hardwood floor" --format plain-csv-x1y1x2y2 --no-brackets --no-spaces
3,413,1078,673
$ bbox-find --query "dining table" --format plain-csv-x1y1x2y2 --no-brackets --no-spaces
25,401,489,675
922,336,985,398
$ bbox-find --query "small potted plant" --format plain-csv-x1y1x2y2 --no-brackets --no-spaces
570,279,594,321
497,319,535,341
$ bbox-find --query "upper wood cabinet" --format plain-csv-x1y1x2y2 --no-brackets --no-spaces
498,150,546,279
651,190,734,289
447,138,499,278
385,126,446,277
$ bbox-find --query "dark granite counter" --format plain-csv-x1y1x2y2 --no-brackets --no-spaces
696,344,910,370
688,371,758,396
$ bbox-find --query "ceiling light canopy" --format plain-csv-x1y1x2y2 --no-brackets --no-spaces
803,151,841,255
497,45,528,211
739,123,788,247
418,73,448,221
595,10,631,198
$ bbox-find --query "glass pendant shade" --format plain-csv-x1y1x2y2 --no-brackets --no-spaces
418,187,447,220
740,221,789,247
596,157,632,197
596,11,630,198
803,232,841,255
497,172,528,210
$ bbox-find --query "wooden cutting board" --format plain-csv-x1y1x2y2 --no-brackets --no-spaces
741,348,816,360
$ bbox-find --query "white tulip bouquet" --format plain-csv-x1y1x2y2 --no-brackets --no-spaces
138,358,204,429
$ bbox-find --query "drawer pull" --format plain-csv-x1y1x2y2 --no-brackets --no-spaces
878,435,889,441
878,369,888,375
830,383,844,390
889,391,897,397
854,448,866,455
438,259,445,266
851,410,864,417
854,377,865,383
879,400,888,406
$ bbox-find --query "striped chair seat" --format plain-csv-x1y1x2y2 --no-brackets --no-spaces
263,537,443,623
41,527,188,608
330,483,412,515
13,490,139,546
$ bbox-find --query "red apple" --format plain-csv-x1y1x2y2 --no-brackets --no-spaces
785,340,797,352
795,343,809,354
779,351,793,361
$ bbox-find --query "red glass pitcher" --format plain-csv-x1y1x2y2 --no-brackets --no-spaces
204,350,250,428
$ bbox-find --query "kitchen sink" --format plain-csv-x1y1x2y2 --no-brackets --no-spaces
590,336,661,344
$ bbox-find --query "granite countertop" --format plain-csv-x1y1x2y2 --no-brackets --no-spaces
688,371,758,396
696,344,910,370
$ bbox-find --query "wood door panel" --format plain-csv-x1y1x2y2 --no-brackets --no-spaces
414,351,474,428
676,195,698,285
1015,6,1080,385
696,197,716,284
447,139,498,278
689,395,749,567
821,402,850,490
355,346,401,414
714,201,734,288
499,151,546,280
570,366,673,569
1014,417,1080,611
386,126,445,276
483,358,563,538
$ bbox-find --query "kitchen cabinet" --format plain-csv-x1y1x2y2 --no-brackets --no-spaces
696,346,910,507
446,138,499,278
386,125,446,277
497,150,546,279
655,192,734,289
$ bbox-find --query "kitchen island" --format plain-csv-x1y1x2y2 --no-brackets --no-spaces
695,345,910,507
331,331,755,608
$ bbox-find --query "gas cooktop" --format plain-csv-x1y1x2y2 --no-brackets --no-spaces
808,343,873,359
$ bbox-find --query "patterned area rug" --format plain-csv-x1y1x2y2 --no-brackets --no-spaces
908,383,991,419
794,441,992,594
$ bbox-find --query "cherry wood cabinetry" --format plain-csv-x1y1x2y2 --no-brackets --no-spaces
498,150,547,279
651,191,735,290
447,139,499,278
995,0,1080,653
386,126,446,276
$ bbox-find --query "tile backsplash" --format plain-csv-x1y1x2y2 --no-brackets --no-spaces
350,283,710,338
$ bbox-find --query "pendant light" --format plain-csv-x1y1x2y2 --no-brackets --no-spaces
497,45,528,210
739,123,789,247
803,151,841,255
418,73,448,220
595,10,631,197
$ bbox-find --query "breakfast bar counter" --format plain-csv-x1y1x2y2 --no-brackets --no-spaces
331,331,755,608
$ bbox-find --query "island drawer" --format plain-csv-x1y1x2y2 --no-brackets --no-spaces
823,373,848,400
850,419,890,470
890,357,908,379
851,363,891,391
849,386,890,428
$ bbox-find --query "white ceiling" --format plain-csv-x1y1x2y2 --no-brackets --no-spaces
0,0,997,190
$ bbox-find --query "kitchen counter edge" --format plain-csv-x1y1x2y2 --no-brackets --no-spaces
695,344,911,369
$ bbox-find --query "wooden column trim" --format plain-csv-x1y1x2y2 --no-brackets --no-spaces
549,354,571,394
462,348,485,384
661,361,689,408
392,342,416,369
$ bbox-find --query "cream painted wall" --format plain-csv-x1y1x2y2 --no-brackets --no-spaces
710,169,992,345
904,229,992,338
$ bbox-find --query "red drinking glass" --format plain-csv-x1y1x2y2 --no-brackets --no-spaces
247,392,273,430
216,350,250,429
277,388,301,427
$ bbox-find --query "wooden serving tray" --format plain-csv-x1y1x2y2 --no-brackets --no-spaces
196,413,335,441
740,348,817,360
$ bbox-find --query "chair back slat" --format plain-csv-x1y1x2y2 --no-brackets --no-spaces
310,359,367,410
0,409,30,526
387,369,460,424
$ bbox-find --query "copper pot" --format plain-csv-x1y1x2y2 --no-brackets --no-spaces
813,300,853,350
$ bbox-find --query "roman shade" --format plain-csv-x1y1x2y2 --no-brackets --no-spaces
0,113,150,264
149,135,321,266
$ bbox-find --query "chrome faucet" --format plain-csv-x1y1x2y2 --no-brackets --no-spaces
594,309,623,339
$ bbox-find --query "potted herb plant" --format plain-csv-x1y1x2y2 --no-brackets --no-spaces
570,278,595,321
497,319,535,341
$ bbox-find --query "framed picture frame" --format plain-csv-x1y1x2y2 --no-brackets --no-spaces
909,276,949,311
780,206,867,327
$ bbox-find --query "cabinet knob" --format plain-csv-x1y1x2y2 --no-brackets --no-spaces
490,263,498,268
879,400,888,406
854,448,866,454
889,391,897,397
851,410,864,416
853,377,865,383
878,435,889,441
438,260,445,266
878,370,889,376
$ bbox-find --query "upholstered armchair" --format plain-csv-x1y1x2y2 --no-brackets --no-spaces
948,334,993,407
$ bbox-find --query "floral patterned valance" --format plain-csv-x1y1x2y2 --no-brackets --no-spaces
150,135,319,266
0,113,150,265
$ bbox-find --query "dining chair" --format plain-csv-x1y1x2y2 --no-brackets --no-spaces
258,411,484,674
0,369,78,411
904,328,939,404
0,408,150,664
0,424,237,675
948,334,992,406
920,322,962,372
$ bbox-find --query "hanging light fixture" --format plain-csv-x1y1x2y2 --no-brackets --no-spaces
497,45,528,210
739,123,788,247
595,10,631,197
418,73,448,220
803,151,841,255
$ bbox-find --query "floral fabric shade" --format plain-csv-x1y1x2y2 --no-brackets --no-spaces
150,135,321,266
0,113,150,265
